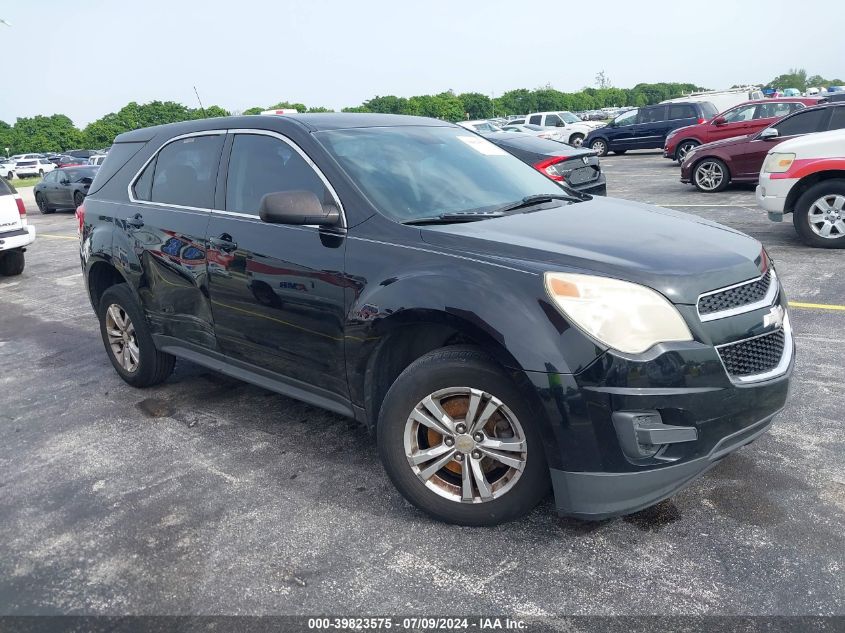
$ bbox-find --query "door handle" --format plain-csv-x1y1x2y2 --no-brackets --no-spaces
209,234,238,252
126,213,144,228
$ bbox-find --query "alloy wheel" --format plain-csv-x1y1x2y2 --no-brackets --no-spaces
694,161,724,191
403,387,527,503
677,142,697,162
807,194,845,239
105,303,140,373
570,135,584,147
591,140,606,155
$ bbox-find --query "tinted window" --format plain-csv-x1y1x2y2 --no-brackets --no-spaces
150,135,224,208
133,159,155,201
225,134,328,215
773,109,827,136
43,171,58,183
528,115,542,125
545,114,564,127
0,178,12,195
756,102,802,119
668,104,695,120
827,106,845,131
71,167,98,181
639,106,666,123
88,141,146,195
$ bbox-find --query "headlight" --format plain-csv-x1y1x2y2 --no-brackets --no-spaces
544,272,693,354
762,152,796,173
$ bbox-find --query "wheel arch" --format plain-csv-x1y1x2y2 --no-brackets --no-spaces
86,259,131,313
674,137,700,160
784,170,845,214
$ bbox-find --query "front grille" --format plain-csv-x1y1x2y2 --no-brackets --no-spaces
718,328,785,377
698,270,772,315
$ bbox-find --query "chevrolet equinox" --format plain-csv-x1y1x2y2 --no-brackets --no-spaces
78,114,793,526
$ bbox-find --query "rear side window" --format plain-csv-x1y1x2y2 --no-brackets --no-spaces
0,177,13,195
639,106,666,123
529,115,542,125
225,134,329,215
88,141,146,195
668,104,695,120
827,107,845,131
699,102,718,119
148,135,224,208
774,109,827,136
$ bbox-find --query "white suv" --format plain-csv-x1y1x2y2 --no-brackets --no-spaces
519,111,602,147
0,178,36,275
757,127,845,248
13,158,55,178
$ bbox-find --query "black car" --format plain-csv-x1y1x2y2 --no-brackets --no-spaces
483,132,606,195
79,114,793,526
584,101,719,156
65,149,97,159
34,166,98,213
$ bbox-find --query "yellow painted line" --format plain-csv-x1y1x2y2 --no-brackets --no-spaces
40,233,77,240
789,301,845,312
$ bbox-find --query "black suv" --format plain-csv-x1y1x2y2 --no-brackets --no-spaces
584,101,719,156
79,114,793,526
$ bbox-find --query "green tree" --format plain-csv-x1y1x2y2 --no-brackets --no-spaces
769,68,808,91
457,92,493,119
10,115,83,153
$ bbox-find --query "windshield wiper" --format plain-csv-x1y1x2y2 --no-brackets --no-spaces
490,193,578,214
403,211,506,226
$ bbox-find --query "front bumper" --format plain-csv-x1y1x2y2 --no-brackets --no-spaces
0,225,36,251
756,173,798,221
528,288,793,520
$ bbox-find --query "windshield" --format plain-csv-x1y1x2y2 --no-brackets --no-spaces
559,112,581,124
316,126,565,223
471,122,501,133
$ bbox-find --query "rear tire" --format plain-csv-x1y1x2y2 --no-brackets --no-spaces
5,171,13,180
792,179,845,248
589,139,608,157
98,283,175,387
0,250,25,276
377,346,550,526
35,193,53,214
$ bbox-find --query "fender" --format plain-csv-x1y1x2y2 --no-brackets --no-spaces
771,157,845,180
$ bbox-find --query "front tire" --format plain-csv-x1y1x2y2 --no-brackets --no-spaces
692,158,730,193
589,139,608,157
98,284,175,387
675,140,699,163
377,346,549,526
569,133,585,147
793,179,845,248
0,250,25,276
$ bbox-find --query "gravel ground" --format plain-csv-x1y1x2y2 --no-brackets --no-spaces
0,153,842,618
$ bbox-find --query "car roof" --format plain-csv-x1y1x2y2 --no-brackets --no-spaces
115,113,454,143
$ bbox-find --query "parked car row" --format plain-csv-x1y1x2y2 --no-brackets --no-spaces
0,149,107,180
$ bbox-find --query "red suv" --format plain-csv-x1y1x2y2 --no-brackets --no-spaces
664,98,822,163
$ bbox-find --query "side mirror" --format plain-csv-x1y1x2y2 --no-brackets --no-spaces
713,116,727,126
556,121,565,127
259,190,340,226
759,128,779,140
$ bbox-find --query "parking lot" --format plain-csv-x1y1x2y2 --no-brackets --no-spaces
0,151,843,617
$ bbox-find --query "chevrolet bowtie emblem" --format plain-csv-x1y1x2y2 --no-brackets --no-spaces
763,305,785,329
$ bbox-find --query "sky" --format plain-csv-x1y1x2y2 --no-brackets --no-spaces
1,0,844,127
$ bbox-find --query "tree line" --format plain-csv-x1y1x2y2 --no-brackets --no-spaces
2,69,840,154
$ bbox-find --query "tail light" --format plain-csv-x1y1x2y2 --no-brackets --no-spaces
76,204,85,238
697,118,706,124
14,195,26,219
533,156,567,181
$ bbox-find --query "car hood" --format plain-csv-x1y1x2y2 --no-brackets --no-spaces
667,123,700,139
420,197,763,305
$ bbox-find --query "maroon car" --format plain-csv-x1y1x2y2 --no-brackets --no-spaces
680,103,845,192
665,98,822,163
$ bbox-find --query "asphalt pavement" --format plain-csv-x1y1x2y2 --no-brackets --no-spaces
0,153,842,618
